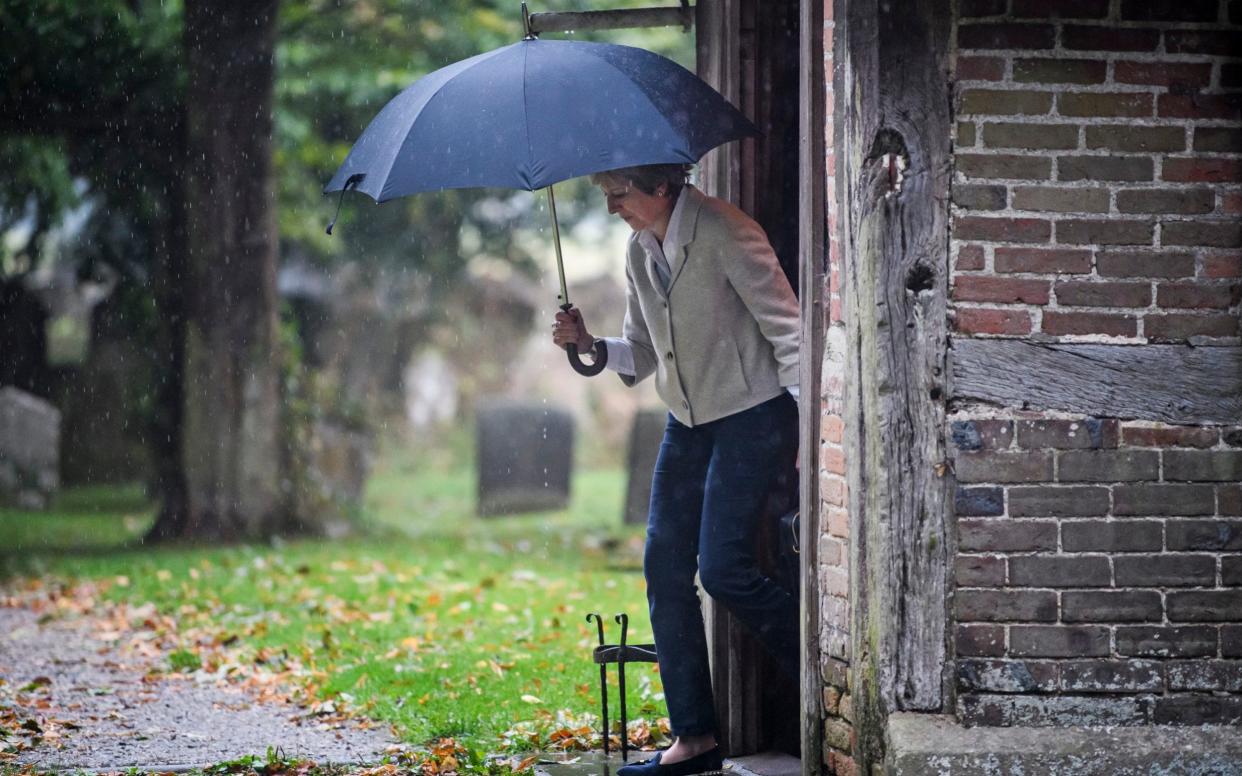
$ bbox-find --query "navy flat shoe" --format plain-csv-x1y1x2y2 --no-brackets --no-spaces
616,747,723,776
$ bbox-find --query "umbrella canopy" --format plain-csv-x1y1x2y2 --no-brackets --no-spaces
324,37,758,200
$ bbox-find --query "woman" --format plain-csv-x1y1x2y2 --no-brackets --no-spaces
551,164,800,776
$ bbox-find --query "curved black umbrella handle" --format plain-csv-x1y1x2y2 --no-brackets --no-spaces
567,341,608,377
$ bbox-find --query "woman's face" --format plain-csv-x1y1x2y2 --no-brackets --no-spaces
598,177,674,232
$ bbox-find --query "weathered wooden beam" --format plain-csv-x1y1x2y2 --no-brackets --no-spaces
951,340,1242,425
528,6,693,34
840,0,953,769
797,0,827,773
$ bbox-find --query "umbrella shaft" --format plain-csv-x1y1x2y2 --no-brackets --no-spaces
546,186,570,310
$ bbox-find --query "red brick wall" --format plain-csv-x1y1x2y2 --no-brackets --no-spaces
949,0,1242,726
818,0,854,770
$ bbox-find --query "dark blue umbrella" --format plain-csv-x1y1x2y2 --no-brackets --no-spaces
325,14,757,374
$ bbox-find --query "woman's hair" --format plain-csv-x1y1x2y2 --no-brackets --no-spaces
590,163,693,197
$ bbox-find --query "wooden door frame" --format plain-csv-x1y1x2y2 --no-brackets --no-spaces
697,0,827,767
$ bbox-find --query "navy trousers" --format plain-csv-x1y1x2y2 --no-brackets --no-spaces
643,392,799,737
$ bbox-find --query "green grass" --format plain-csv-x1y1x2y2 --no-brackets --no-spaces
0,436,662,752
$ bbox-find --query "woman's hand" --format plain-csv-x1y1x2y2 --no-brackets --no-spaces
552,307,595,352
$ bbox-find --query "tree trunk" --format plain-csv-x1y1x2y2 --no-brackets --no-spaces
160,0,285,540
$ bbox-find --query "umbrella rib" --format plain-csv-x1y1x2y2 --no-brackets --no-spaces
521,43,536,189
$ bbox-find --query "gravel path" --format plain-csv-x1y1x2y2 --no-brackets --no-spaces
0,606,398,771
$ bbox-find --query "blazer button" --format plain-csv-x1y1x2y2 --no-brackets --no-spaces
665,351,674,360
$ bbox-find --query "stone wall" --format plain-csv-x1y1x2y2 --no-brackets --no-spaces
949,0,1242,727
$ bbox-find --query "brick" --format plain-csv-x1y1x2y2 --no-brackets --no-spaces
960,519,1058,553
1221,485,1242,516
957,154,1052,180
982,122,1079,150
1013,0,1108,17
1054,281,1150,308
1043,311,1138,337
1158,94,1242,121
959,0,1007,15
1153,696,1242,725
954,216,1051,243
1163,158,1242,184
1016,418,1118,450
955,308,1032,336
1056,219,1153,246
1167,661,1242,691
1008,485,1109,516
1165,30,1242,56
1169,591,1242,622
957,624,1005,657
1226,192,1242,215
1228,625,1242,657
1120,0,1218,21
957,56,1005,81
1084,125,1185,153
1014,58,1105,84
1114,61,1212,88
1145,313,1239,341
1062,26,1159,52
1116,554,1216,587
1167,520,1242,551
1121,425,1218,448
1010,625,1110,657
1204,252,1242,278
995,247,1091,274
1062,590,1162,623
1060,660,1163,693
952,184,1006,211
957,120,978,147
951,419,1015,451
1012,186,1108,213
1193,127,1242,154
958,694,1150,727
1010,555,1111,587
1157,281,1241,309
1059,92,1153,118
955,486,1005,516
959,89,1054,116
1058,155,1154,182
957,659,1059,693
955,451,1053,483
1117,625,1218,658
1062,520,1163,552
958,23,1056,50
1097,250,1194,278
1166,451,1242,483
1058,450,1158,482
953,276,1051,304
1113,484,1216,516
1224,429,1242,447
956,555,1006,586
1226,556,1242,585
1226,61,1242,88
957,589,1058,622
955,244,986,271
1163,221,1242,248
1117,189,1213,215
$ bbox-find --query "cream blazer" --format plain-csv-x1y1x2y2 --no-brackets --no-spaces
618,185,800,426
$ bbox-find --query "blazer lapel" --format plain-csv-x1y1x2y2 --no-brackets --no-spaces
666,187,705,292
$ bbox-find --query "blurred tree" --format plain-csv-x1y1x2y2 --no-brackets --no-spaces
1,0,693,539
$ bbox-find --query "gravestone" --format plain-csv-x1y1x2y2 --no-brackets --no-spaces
623,408,667,525
0,387,61,509
476,400,574,516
